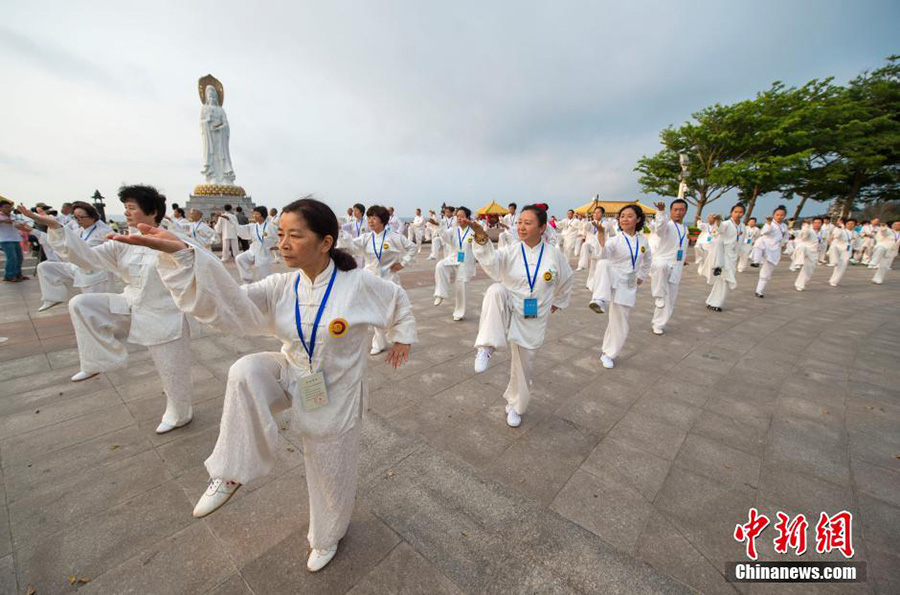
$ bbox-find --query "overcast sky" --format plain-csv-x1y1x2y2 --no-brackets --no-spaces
2,0,897,219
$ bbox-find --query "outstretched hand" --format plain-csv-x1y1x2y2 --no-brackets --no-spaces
16,204,60,229
654,201,666,211
385,343,410,369
109,224,189,254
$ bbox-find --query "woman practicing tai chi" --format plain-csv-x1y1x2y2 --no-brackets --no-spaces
470,204,572,427
588,204,652,369
701,203,744,312
111,198,416,572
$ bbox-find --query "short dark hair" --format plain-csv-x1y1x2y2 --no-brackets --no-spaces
456,206,472,218
730,203,745,214
618,204,646,229
593,205,606,215
748,217,757,222
774,204,787,215
670,199,688,210
846,218,858,224
567,209,574,215
118,184,166,224
353,203,365,214
508,202,517,209
281,197,357,271
71,201,100,222
236,206,243,212
813,216,824,223
253,206,268,219
366,205,390,225
224,204,233,211
521,204,548,226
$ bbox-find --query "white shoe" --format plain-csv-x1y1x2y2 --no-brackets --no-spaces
652,327,664,336
474,347,494,373
370,346,385,356
575,267,584,272
38,301,62,312
307,545,338,572
155,417,193,434
505,406,521,428
433,297,443,306
600,354,615,369
426,256,436,261
588,300,605,314
193,478,240,518
654,297,665,309
795,286,803,292
452,315,463,321
71,371,98,382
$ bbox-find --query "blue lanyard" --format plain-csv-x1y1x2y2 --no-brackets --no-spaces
355,220,362,237
256,221,267,242
521,242,545,294
81,224,97,241
372,230,387,261
192,223,200,238
674,222,685,248
623,233,639,270
446,219,452,229
457,226,470,247
294,266,337,365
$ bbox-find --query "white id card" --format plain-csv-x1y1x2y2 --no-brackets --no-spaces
626,271,637,288
300,371,329,411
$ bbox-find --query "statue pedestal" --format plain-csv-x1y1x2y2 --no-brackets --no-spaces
185,193,256,218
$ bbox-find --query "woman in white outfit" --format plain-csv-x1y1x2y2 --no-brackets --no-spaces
406,208,426,253
18,186,196,435
214,205,241,262
792,217,825,291
701,204,744,312
588,204,652,369
868,221,899,284
34,201,115,312
752,205,789,298
694,213,718,272
432,207,476,321
115,198,416,572
828,219,858,286
648,199,688,335
497,203,519,249
234,207,279,284
347,205,417,355
470,205,573,427
737,218,759,272
338,203,368,268
578,206,610,283
185,209,218,252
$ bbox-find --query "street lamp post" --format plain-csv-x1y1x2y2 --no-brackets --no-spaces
91,190,106,222
677,153,689,201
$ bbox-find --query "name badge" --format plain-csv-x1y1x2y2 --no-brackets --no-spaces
846,244,851,252
457,251,466,262
626,271,637,288
676,249,684,261
523,298,538,318
300,370,329,411
746,238,752,244
707,236,713,242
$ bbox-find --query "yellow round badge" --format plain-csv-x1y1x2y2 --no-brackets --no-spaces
543,271,553,282
640,245,646,253
468,237,473,243
328,318,349,338
383,243,390,250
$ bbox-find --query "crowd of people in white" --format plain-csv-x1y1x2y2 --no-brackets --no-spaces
2,187,897,572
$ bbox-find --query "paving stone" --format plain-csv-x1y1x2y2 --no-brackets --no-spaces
205,574,255,594
673,434,761,496
605,410,689,461
581,436,672,502
348,542,463,594
0,555,16,595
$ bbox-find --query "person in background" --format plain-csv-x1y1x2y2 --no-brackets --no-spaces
1,197,29,282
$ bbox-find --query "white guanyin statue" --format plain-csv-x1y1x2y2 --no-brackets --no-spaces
200,84,236,185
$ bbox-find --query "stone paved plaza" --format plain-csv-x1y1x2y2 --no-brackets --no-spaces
0,252,897,594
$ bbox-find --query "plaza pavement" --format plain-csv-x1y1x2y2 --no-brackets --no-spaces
0,250,897,594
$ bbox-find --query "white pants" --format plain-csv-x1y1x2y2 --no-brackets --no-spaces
37,261,114,304
68,293,193,426
651,280,680,332
573,236,584,258
737,245,752,272
206,352,360,550
235,251,272,284
428,236,443,259
434,261,468,319
794,258,817,290
755,259,776,294
870,247,895,284
695,243,709,271
706,277,730,308
601,299,631,360
576,243,591,271
562,235,578,261
220,238,240,262
474,284,537,414
829,257,850,286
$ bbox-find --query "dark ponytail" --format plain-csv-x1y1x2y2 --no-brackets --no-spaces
281,197,358,271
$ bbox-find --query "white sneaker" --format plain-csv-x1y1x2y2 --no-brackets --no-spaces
433,296,443,306
370,346,385,356
307,545,338,572
452,314,463,321
193,478,241,518
38,301,62,312
795,286,803,292
155,417,193,434
71,371,98,382
426,256,436,261
652,327,664,336
505,406,521,428
575,267,584,272
600,354,615,369
474,347,494,373
588,300,605,314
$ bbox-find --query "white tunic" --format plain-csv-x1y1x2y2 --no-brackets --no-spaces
754,221,789,265
701,219,741,289
156,249,417,438
215,213,239,240
348,229,416,284
649,210,688,287
186,220,218,250
48,226,192,346
436,224,477,282
830,228,855,262
592,232,652,307
70,220,114,287
790,228,822,266
236,219,279,265
473,240,573,349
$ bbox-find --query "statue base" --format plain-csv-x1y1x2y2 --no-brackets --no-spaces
185,193,256,218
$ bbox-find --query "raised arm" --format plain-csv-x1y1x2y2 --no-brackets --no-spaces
650,202,670,236
471,222,506,281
